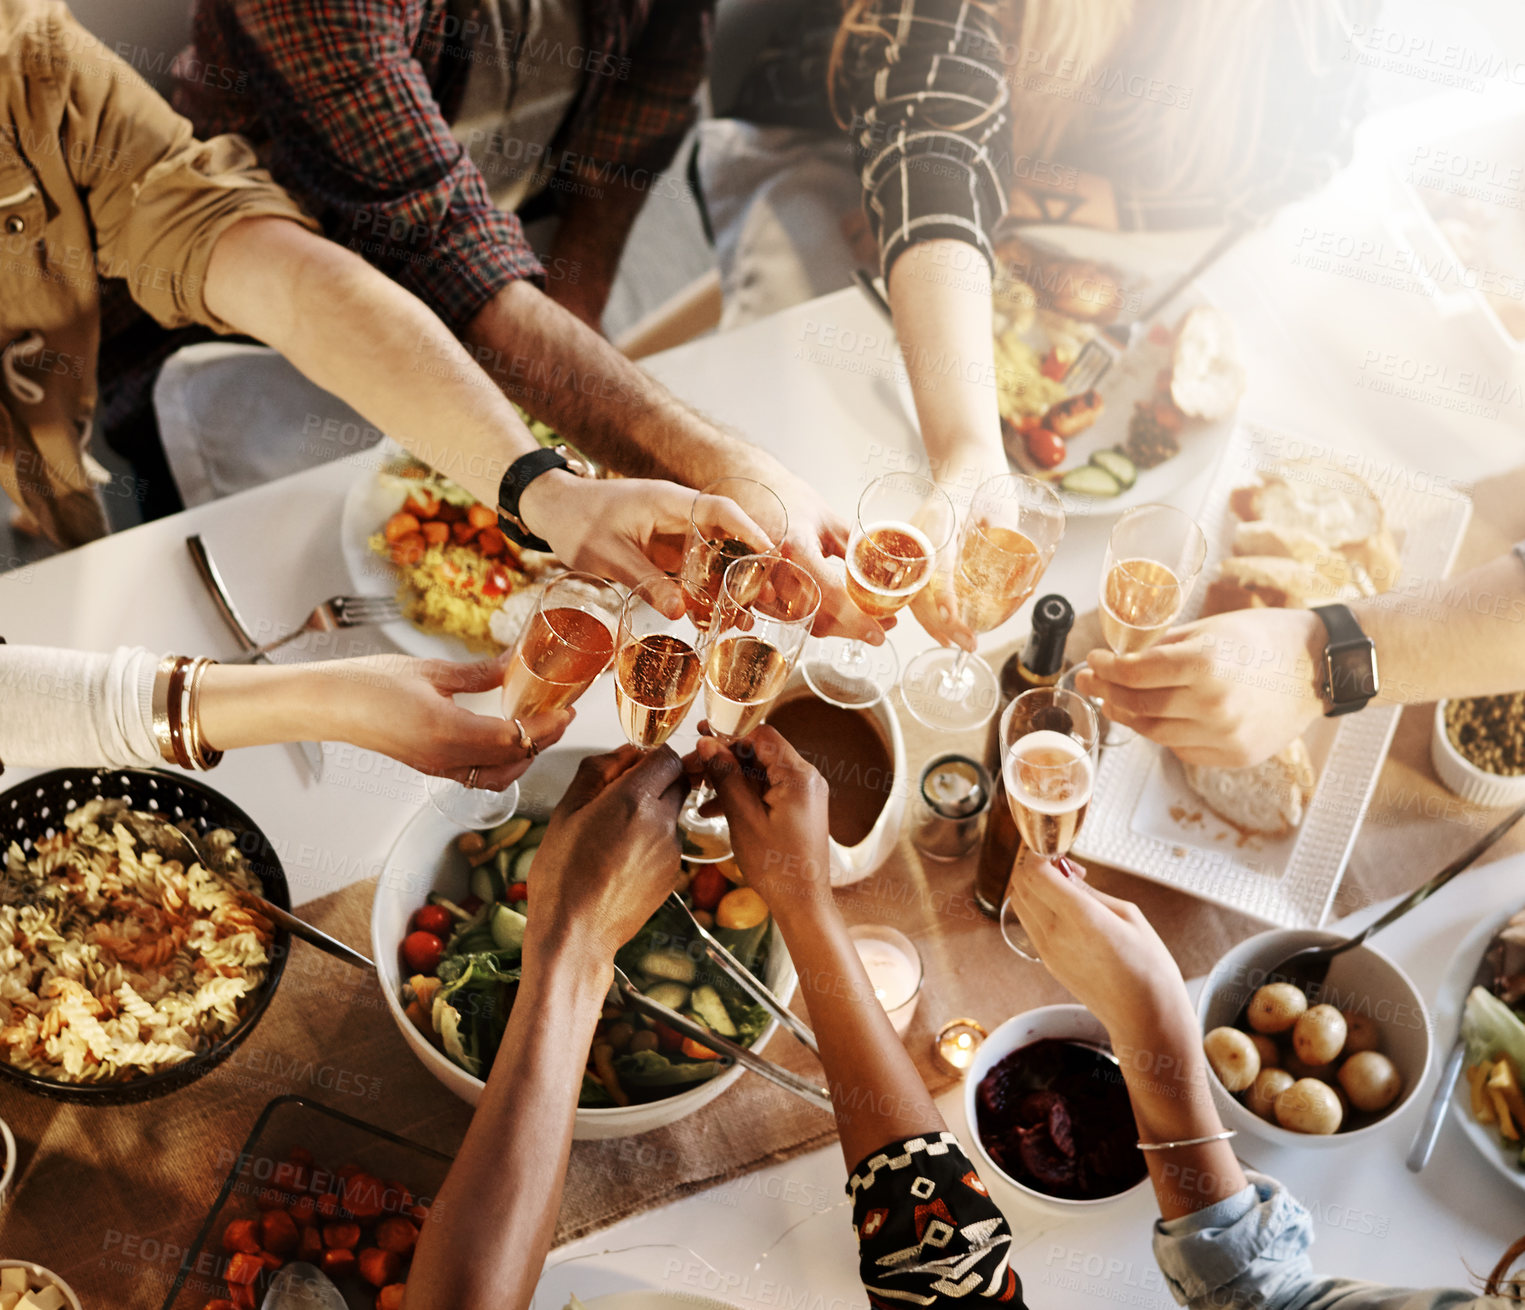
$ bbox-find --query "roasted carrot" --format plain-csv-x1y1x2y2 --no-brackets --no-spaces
224,1252,265,1285
298,1224,323,1263
357,1247,403,1287
384,512,421,543
344,1173,386,1221
375,1216,419,1257
323,1221,362,1250
220,1218,261,1255
259,1209,299,1255
376,1285,407,1310
466,504,497,530
321,1247,357,1278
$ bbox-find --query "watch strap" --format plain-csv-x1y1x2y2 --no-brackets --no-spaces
1311,603,1376,716
496,448,569,552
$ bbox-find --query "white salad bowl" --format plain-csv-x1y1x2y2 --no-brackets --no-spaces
0,1261,83,1310
373,800,798,1140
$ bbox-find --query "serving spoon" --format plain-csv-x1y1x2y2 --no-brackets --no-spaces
1234,799,1525,1024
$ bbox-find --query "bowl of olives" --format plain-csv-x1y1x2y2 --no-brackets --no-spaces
1196,929,1432,1147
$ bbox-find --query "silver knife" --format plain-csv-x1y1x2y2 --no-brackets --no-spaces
1406,917,1514,1172
186,534,324,783
611,964,833,1112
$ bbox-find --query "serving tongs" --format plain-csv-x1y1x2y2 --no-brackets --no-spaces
665,891,819,1054
609,963,832,1112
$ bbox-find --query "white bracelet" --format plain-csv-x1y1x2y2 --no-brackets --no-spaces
1136,1130,1236,1152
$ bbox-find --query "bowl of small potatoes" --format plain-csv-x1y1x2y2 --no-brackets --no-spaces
1196,929,1432,1147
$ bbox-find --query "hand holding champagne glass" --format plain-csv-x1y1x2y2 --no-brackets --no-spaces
681,553,822,860
803,472,954,708
679,477,787,631
901,474,1065,732
614,576,703,751
996,687,1100,960
1095,504,1206,744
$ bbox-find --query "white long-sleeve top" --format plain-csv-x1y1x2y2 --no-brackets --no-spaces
0,645,163,769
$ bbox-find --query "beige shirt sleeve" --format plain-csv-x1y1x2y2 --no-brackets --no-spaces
41,0,318,332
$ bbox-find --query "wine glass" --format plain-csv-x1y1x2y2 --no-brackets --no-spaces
680,554,822,862
1094,504,1206,745
995,687,1100,960
429,572,620,828
900,473,1065,732
613,576,704,751
679,477,787,632
801,472,953,708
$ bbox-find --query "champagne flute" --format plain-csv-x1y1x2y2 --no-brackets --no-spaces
614,576,704,751
802,472,953,709
679,477,788,632
680,554,822,861
996,687,1100,960
427,572,620,828
900,473,1065,732
1094,504,1206,745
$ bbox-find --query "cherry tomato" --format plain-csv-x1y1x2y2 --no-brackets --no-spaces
481,566,511,598
505,882,527,903
1023,425,1066,470
690,864,727,912
401,930,444,974
413,905,452,937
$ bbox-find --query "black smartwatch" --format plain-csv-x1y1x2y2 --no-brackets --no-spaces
1311,603,1379,716
497,448,571,552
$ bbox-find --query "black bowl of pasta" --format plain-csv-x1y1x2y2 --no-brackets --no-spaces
0,768,291,1104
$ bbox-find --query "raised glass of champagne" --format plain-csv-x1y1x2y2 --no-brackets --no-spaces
901,474,1065,732
1095,503,1206,745
501,572,621,722
680,553,821,861
614,576,703,751
802,472,954,708
678,477,787,632
996,687,1099,960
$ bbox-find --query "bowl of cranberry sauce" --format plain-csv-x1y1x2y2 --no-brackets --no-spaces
965,1006,1150,1212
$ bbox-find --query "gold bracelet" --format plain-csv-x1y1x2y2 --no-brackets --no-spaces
151,654,185,767
165,657,196,771
184,658,224,771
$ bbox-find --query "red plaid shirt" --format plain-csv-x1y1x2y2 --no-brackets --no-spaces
171,0,711,333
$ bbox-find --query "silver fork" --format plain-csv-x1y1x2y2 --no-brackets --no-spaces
1062,220,1253,393
226,594,402,662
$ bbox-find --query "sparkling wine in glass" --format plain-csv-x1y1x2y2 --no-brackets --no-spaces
501,572,621,722
995,687,1099,960
614,576,703,751
1093,504,1206,744
803,473,953,709
681,554,821,861
900,474,1065,732
679,477,787,632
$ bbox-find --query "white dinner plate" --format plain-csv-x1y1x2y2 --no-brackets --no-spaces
1071,421,1473,926
337,438,504,661
1435,903,1525,1193
891,234,1236,518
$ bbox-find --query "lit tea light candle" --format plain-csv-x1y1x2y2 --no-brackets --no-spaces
934,1018,988,1076
848,924,923,1036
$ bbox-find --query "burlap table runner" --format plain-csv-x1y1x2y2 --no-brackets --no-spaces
5,470,1523,1307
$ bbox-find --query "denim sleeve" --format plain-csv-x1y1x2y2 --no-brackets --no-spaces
1153,1172,1493,1310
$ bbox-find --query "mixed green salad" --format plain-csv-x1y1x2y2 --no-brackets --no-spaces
398,817,775,1107
1459,907,1525,1168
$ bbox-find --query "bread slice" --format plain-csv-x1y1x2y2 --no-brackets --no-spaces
1236,464,1386,548
1231,522,1379,597
1217,554,1364,608
1170,306,1246,419
1182,739,1317,837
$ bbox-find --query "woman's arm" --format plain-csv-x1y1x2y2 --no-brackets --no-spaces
406,747,688,1310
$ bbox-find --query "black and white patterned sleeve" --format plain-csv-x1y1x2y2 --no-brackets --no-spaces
847,1131,1024,1306
847,0,1011,280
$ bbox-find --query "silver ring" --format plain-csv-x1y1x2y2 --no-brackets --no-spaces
514,717,538,759
466,765,480,789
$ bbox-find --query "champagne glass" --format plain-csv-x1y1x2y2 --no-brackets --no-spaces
614,576,704,751
802,472,953,709
679,477,787,632
680,554,822,861
900,474,1065,732
1094,504,1206,745
996,687,1100,960
431,571,621,828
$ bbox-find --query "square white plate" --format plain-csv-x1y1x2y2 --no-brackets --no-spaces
1071,421,1473,926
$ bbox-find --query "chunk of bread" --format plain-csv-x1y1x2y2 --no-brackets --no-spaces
1231,521,1379,597
1182,739,1317,836
1233,465,1386,547
1217,554,1364,608
1170,306,1246,420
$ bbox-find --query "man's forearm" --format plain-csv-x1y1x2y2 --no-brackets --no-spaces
407,941,611,1310
466,280,770,485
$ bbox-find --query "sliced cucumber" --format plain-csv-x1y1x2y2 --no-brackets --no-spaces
523,823,549,848
469,861,506,905
425,892,473,921
1060,464,1122,498
512,845,539,883
689,984,739,1039
645,981,691,1012
1090,447,1137,491
490,903,528,954
640,948,697,985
